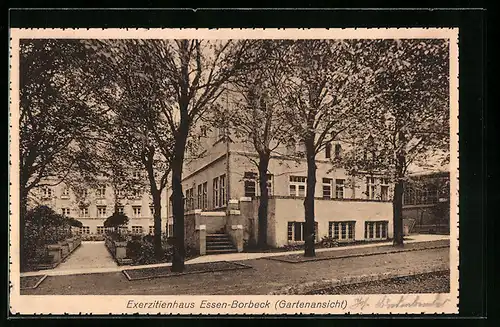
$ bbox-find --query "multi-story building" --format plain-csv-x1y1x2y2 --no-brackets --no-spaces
27,172,171,236
403,171,450,234
168,127,394,249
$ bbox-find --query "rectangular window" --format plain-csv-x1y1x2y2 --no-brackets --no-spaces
197,184,202,209
404,187,415,205
117,206,125,214
329,221,355,241
62,208,71,216
133,206,142,218
365,221,389,240
287,222,318,242
325,143,332,159
167,224,174,237
97,206,107,218
289,176,307,197
185,188,194,211
80,207,89,217
149,206,155,216
82,189,88,198
132,170,142,179
41,187,53,198
366,176,376,199
335,179,345,199
213,177,220,208
335,144,342,159
80,226,90,235
97,226,105,234
381,186,389,201
119,226,129,233
322,178,332,199
132,226,143,234
202,182,208,210
265,174,273,196
61,187,70,199
96,186,106,198
149,225,154,234
220,174,226,207
116,189,124,198
244,172,257,197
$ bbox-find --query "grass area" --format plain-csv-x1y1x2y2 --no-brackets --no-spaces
267,239,449,263
123,261,252,281
20,275,47,290
306,270,450,295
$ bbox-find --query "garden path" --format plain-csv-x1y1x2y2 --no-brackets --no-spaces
55,241,117,271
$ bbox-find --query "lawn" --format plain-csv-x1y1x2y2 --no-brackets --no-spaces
306,270,450,295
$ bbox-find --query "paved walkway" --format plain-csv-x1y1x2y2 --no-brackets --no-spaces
55,241,118,271
22,246,450,295
20,234,449,277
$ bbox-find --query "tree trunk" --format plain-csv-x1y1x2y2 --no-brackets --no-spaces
304,147,317,257
257,153,270,249
20,187,29,270
171,158,185,272
152,190,163,259
392,179,404,246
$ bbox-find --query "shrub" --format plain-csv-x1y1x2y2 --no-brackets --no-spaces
22,205,75,268
80,234,105,241
104,212,129,231
319,236,339,248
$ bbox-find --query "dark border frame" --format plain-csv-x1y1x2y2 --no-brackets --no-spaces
5,7,487,322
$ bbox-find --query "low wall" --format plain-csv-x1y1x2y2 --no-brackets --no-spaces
185,210,230,255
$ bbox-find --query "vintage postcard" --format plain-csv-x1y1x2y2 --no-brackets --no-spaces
9,28,459,315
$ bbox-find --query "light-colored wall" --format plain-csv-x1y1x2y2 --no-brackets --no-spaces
28,181,170,234
230,152,392,201
271,198,393,247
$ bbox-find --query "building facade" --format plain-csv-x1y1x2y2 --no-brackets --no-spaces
168,129,394,248
402,171,450,234
27,174,171,236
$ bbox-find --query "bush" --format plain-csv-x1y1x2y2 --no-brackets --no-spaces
319,236,339,248
127,239,171,265
80,234,105,241
22,205,76,268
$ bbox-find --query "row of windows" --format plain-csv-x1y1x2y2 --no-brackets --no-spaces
403,187,442,205
77,224,174,236
40,186,144,199
63,205,157,218
287,220,389,242
290,176,389,200
244,172,273,197
286,141,342,159
183,175,226,212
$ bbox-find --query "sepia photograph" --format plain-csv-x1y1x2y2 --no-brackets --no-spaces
9,28,459,315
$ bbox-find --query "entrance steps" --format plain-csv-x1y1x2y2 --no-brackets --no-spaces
206,233,238,254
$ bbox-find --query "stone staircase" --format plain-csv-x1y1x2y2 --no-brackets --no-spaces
206,233,238,254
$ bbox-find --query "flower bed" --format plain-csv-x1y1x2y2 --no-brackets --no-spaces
22,205,83,272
